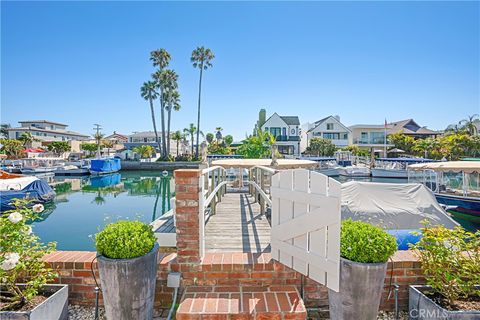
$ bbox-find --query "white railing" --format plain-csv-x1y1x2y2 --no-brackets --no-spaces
247,165,278,214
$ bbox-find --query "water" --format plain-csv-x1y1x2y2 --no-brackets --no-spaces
33,171,173,251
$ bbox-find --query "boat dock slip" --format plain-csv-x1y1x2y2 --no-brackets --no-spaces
204,192,271,252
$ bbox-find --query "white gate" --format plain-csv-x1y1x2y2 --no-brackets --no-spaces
270,169,341,291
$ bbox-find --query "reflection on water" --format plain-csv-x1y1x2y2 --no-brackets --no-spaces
33,171,173,251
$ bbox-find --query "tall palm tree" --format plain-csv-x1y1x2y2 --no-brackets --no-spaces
191,46,215,158
161,70,180,155
171,130,182,156
184,123,197,156
140,81,161,152
150,49,171,157
459,114,479,136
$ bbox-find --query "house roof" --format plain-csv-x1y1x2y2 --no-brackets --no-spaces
105,132,128,140
7,126,90,138
307,115,351,133
279,116,300,126
19,120,68,127
387,119,438,135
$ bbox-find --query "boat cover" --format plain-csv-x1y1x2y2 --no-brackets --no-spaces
0,179,56,212
341,181,458,230
90,158,121,173
0,176,38,191
90,173,121,188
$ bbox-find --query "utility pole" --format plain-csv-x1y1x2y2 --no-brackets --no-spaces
93,124,102,158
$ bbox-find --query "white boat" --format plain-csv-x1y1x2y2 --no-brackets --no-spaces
300,157,340,177
20,158,65,175
372,158,436,179
338,165,371,177
0,171,38,191
54,165,90,176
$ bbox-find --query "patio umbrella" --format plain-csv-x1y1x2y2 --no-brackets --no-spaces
388,148,405,153
23,148,45,153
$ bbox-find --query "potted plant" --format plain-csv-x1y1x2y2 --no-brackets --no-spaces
1,199,68,320
328,219,398,320
409,224,480,319
95,220,159,320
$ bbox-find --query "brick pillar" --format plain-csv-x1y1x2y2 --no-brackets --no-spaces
174,169,202,267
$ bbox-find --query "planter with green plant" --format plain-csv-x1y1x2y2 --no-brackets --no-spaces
328,219,398,320
95,220,159,320
409,224,480,319
0,199,67,320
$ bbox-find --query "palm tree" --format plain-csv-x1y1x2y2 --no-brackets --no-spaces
19,132,38,148
140,81,161,152
161,70,180,155
184,123,197,156
206,133,214,144
191,46,215,158
101,139,114,157
171,130,183,156
459,114,479,136
150,49,171,157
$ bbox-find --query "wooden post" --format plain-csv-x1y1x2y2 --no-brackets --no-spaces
260,170,266,214
254,168,259,203
249,169,253,196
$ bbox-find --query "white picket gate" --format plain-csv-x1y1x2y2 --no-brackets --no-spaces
270,169,341,292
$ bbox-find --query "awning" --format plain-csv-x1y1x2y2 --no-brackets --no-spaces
211,158,317,169
408,161,480,174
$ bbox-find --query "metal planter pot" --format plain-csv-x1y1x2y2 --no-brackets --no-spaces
328,257,387,320
97,243,159,320
0,284,69,320
409,285,480,320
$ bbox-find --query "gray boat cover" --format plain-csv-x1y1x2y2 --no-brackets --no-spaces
341,181,459,229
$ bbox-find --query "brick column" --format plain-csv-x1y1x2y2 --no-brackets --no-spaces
174,169,202,267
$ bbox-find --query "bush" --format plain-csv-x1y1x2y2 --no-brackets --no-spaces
95,220,156,259
156,154,175,162
340,219,397,263
410,223,480,307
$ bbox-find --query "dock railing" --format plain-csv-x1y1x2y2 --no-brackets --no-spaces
247,165,278,215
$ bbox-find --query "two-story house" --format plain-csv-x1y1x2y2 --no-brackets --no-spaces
349,124,393,156
306,115,350,148
7,120,90,142
261,113,301,156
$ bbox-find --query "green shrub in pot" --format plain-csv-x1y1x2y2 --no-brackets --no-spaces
329,219,398,320
95,220,159,320
340,219,398,263
95,220,156,259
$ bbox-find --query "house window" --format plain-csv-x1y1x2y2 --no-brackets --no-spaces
327,123,334,130
282,127,286,136
291,128,296,135
323,133,340,140
265,127,268,132
278,145,294,155
343,133,348,140
270,127,281,137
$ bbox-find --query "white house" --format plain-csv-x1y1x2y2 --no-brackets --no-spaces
305,115,351,148
7,120,90,142
261,113,301,156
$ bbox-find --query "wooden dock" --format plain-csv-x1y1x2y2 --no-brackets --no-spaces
205,192,271,253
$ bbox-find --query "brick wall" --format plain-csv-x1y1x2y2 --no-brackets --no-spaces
43,250,422,311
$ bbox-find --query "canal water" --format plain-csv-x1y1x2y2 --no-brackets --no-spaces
33,171,173,251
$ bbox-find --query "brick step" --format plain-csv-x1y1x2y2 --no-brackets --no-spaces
176,286,307,320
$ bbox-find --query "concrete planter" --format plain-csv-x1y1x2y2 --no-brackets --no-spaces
97,243,159,320
328,258,387,320
0,284,68,320
409,285,480,320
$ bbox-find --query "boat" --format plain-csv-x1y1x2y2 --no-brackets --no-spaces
372,157,437,178
20,158,65,175
299,157,339,177
54,165,90,176
334,151,371,177
90,158,121,175
341,181,459,249
408,161,480,224
0,170,56,212
338,165,371,177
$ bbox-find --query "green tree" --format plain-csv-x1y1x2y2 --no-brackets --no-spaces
133,145,155,159
206,133,214,144
101,139,114,156
440,133,472,160
0,139,24,159
47,141,71,155
191,46,215,158
140,80,161,152
459,114,479,136
237,130,275,159
224,135,233,146
160,70,180,155
184,123,197,156
207,141,231,155
151,49,172,157
413,138,438,158
81,143,98,157
18,132,39,148
388,132,415,154
307,138,336,156
0,123,11,138
171,130,183,156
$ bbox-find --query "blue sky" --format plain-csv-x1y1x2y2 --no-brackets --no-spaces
2,1,479,140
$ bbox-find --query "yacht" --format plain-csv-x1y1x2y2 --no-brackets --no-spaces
372,157,436,178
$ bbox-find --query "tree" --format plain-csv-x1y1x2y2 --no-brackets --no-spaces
307,138,336,156
133,145,155,159
151,49,172,157
224,135,233,146
140,80,161,152
47,141,71,156
184,123,197,156
207,141,231,155
206,133,214,144
171,130,183,156
81,143,98,157
101,139,114,156
18,132,39,148
344,145,369,157
413,138,436,158
0,139,24,159
388,132,415,154
237,130,275,159
459,114,479,136
160,70,180,155
0,123,10,138
191,46,215,158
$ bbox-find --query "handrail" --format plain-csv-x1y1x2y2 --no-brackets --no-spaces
245,181,272,206
250,165,277,174
204,180,229,208
202,165,225,175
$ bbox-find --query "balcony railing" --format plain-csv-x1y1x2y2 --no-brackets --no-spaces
353,138,386,145
275,135,300,142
